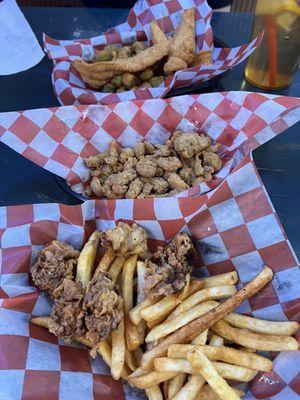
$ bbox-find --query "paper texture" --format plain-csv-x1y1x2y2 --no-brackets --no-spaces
0,0,44,75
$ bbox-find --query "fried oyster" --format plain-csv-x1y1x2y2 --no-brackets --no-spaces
144,233,195,299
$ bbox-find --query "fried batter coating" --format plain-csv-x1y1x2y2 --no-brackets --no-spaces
166,172,189,191
139,81,152,89
149,177,169,194
126,178,143,199
49,278,84,342
116,86,126,93
156,156,181,171
93,49,114,62
173,131,211,158
144,233,195,299
103,169,137,198
134,142,146,159
136,158,157,178
203,150,222,172
193,50,212,66
138,182,153,198
90,177,104,198
101,222,148,256
82,272,122,344
84,154,105,168
194,154,204,177
179,166,193,184
104,141,119,167
31,241,79,296
164,9,195,75
117,46,132,59
144,141,155,155
132,41,147,54
153,143,171,157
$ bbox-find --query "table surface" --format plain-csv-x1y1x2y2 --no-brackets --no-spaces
0,8,299,257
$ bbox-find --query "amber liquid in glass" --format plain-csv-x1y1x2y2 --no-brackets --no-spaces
245,2,300,90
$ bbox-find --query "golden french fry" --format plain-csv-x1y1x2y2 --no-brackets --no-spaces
209,335,224,347
141,267,273,370
76,230,100,286
31,316,92,347
137,320,146,345
187,348,240,400
122,255,138,313
145,301,219,343
166,285,236,321
127,370,178,389
141,280,205,324
137,260,147,303
132,347,143,367
168,344,273,372
203,271,238,288
162,381,169,400
178,273,191,302
192,330,208,345
130,298,158,325
224,313,299,336
153,358,257,382
111,312,125,380
196,384,245,400
95,247,115,275
109,256,126,283
168,373,187,399
145,385,163,400
125,349,137,371
125,317,141,351
173,375,205,400
212,320,299,351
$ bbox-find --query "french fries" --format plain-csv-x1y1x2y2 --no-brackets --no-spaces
153,358,258,382
127,370,178,389
76,230,100,286
166,285,237,321
187,348,240,400
146,301,219,342
168,344,272,372
224,312,299,336
109,256,126,283
130,298,158,325
192,330,208,345
31,222,299,400
168,373,187,399
196,385,245,400
145,385,163,400
212,320,299,351
95,247,115,274
137,261,147,303
122,255,138,313
203,271,238,288
141,280,205,324
141,267,273,370
111,311,125,379
209,335,224,346
173,375,205,400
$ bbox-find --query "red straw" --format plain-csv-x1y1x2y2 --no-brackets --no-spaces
265,14,277,87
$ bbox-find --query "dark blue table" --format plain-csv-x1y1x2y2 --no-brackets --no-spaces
0,8,299,257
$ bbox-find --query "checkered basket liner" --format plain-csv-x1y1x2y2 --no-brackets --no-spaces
43,0,263,106
0,91,299,399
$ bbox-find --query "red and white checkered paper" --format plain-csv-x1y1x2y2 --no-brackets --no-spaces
0,91,300,399
43,0,263,106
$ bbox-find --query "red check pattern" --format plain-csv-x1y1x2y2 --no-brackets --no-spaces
0,92,300,399
0,92,299,199
43,0,262,106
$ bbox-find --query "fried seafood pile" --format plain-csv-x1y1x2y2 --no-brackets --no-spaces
144,233,195,299
31,223,299,400
84,131,222,199
73,9,212,92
